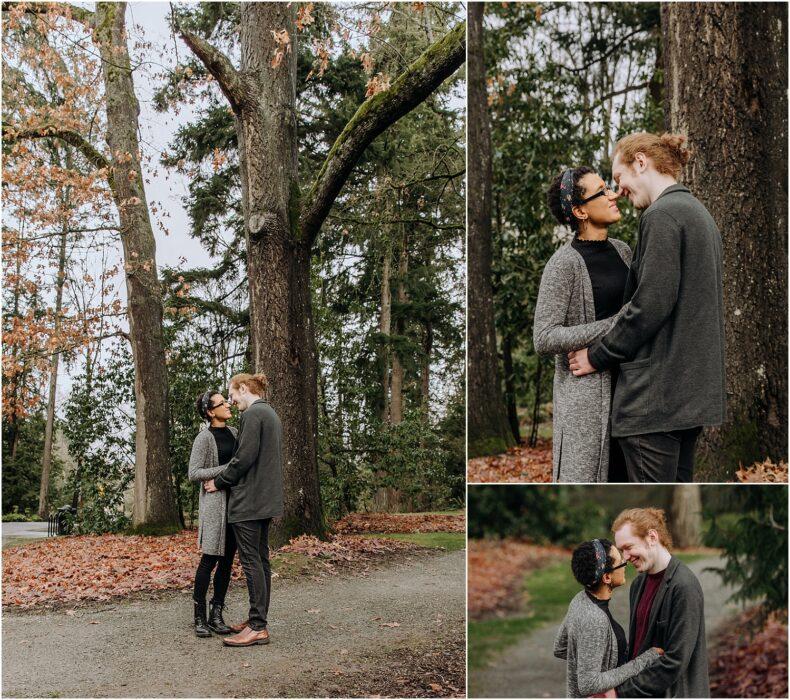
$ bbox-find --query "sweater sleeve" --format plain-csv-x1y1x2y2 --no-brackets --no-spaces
588,211,682,369
554,617,569,660
576,617,660,697
533,255,619,356
616,584,704,698
187,433,226,482
213,410,261,490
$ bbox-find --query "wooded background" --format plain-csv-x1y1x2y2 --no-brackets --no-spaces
467,2,788,479
2,1,466,544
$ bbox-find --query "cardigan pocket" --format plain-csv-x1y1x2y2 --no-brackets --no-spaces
612,358,651,420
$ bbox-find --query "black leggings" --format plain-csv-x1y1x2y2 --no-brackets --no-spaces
193,524,237,605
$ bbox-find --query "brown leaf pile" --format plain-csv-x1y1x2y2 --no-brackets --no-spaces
468,539,568,619
735,459,788,483
710,607,788,698
2,531,422,610
333,512,465,534
467,439,553,483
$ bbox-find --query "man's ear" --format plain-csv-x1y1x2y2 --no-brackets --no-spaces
634,152,648,172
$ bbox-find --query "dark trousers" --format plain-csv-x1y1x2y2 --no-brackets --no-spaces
232,519,272,631
193,524,237,605
618,427,702,482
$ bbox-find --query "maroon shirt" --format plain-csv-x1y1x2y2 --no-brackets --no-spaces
630,569,666,659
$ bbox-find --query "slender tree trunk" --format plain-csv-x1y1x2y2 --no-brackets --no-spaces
502,333,520,444
39,150,70,519
663,2,788,474
94,2,179,531
467,2,515,458
421,320,432,413
669,485,702,548
390,230,408,425
380,242,392,422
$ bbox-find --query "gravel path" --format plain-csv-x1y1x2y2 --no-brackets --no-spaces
2,549,465,698
2,522,49,549
471,556,741,698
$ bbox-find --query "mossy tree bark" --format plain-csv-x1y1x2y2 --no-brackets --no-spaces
662,2,788,476
467,3,515,459
180,3,465,544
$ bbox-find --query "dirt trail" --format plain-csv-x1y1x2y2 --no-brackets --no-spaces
471,556,740,698
2,549,464,698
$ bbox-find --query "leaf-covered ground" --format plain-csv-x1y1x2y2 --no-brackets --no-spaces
710,606,788,698
467,439,552,483
2,529,421,610
334,511,465,534
468,539,568,619
735,459,788,483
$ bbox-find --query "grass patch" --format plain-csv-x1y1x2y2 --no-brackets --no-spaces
271,551,314,578
367,532,466,551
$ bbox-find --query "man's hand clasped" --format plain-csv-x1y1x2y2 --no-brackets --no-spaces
204,479,218,493
568,347,596,376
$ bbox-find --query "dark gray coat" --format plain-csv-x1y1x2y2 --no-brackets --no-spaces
188,425,238,556
555,590,659,698
533,238,632,481
617,556,709,698
588,185,726,438
214,399,284,523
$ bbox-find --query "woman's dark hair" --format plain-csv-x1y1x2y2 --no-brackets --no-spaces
195,390,220,421
571,538,616,589
546,165,595,233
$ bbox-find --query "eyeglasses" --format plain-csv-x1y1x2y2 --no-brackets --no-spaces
209,400,230,410
579,184,614,205
606,561,628,572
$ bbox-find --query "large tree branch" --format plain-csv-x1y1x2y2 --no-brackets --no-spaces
178,30,250,112
2,124,112,187
300,21,466,247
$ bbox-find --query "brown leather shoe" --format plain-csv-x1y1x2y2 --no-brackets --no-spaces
228,619,249,633
222,626,270,647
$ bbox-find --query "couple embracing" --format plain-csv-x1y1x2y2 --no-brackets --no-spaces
187,372,283,647
555,508,708,698
534,132,726,483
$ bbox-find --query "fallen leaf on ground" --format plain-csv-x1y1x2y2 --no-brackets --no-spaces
380,621,401,627
467,440,552,483
333,512,464,534
735,459,788,483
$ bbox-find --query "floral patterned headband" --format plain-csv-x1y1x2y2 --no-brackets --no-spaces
559,168,577,225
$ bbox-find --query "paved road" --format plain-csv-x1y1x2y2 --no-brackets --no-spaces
2,522,49,548
471,557,740,698
2,549,465,698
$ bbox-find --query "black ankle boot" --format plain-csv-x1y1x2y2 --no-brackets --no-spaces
207,601,232,635
194,601,212,638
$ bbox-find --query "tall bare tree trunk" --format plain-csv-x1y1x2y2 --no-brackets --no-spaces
421,320,432,413
502,333,520,444
663,2,788,475
380,242,392,422
669,485,702,548
95,2,179,531
467,2,515,458
390,230,408,425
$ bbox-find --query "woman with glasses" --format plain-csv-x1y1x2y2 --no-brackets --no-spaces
534,167,631,482
188,390,238,637
554,539,663,698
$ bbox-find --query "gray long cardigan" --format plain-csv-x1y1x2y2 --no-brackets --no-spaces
533,238,632,482
188,425,238,556
554,590,659,698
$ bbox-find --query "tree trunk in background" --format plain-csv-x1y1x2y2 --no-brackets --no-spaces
467,2,515,458
663,3,788,476
379,242,392,422
38,148,71,519
669,485,702,548
528,358,543,448
389,231,408,426
95,2,179,531
502,333,521,444
421,320,432,413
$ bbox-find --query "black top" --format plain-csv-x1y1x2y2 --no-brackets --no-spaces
586,591,627,667
209,426,236,466
571,237,629,321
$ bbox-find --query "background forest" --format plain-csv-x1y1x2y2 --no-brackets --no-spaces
467,1,787,480
2,1,466,536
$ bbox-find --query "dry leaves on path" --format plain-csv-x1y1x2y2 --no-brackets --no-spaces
735,459,788,483
709,607,788,698
467,439,552,483
2,530,422,610
333,512,465,534
468,539,568,619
